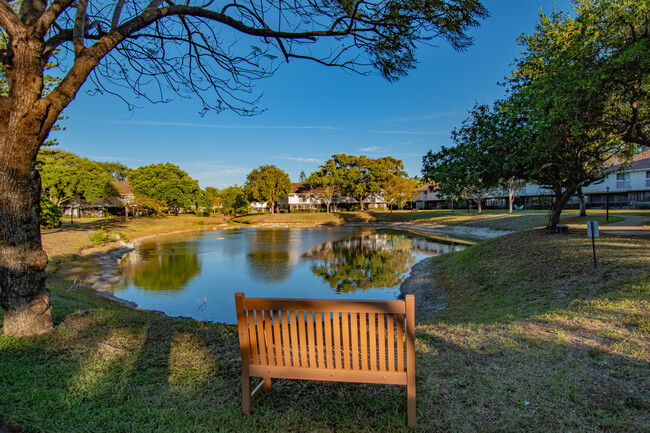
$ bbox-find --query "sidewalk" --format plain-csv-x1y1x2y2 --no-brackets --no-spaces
599,214,650,238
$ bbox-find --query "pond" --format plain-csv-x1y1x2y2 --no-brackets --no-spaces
114,227,468,324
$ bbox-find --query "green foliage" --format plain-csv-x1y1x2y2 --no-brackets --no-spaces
89,229,111,246
97,161,131,181
383,176,418,210
39,195,62,228
244,165,291,213
311,154,406,209
218,185,250,215
129,163,210,211
304,232,416,293
425,0,650,227
37,149,118,205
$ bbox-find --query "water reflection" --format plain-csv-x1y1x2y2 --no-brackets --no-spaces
122,242,201,292
245,230,301,282
302,232,418,294
113,227,469,324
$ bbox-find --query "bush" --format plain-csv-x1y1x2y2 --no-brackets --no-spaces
40,195,62,228
89,228,121,246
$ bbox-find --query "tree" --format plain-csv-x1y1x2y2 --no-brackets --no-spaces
39,195,61,228
422,103,509,215
0,0,489,336
219,185,249,215
316,154,406,210
129,163,207,213
204,186,221,212
502,0,647,228
37,149,118,205
298,170,307,183
383,176,418,212
97,161,131,181
306,170,342,213
244,165,291,214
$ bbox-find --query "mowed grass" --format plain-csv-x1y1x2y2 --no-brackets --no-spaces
233,209,626,232
1,226,647,432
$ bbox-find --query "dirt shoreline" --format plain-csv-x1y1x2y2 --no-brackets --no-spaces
81,223,506,321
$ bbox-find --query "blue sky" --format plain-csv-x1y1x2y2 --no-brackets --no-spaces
54,0,571,189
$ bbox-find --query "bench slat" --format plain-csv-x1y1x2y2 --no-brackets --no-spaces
298,311,308,367
248,310,258,365
249,364,408,386
396,313,404,372
243,298,406,314
359,313,368,371
315,314,325,369
387,314,395,371
350,312,359,370
289,311,299,367
272,311,283,366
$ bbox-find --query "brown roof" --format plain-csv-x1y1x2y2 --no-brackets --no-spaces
290,182,312,194
416,183,437,192
607,149,650,172
112,181,133,195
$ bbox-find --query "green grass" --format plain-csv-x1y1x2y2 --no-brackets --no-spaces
2,224,648,432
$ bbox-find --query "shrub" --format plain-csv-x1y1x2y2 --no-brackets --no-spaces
89,228,120,246
40,195,62,228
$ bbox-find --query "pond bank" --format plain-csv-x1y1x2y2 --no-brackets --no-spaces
76,222,497,322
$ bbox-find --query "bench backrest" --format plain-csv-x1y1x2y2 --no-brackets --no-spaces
235,293,415,374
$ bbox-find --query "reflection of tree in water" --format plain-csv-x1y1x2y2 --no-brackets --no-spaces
246,230,294,283
303,232,417,293
126,246,201,291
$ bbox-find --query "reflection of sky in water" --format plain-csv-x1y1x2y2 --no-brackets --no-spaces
114,227,467,324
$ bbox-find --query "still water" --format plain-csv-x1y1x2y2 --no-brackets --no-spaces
114,227,467,324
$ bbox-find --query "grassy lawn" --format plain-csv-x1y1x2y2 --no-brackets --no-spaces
231,209,626,232
1,225,647,432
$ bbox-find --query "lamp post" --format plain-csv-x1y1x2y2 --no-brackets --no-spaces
606,186,610,222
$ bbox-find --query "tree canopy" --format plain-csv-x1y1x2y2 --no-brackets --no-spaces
244,165,291,214
312,154,406,210
383,176,418,211
128,163,210,212
37,148,118,205
424,0,649,228
218,185,249,215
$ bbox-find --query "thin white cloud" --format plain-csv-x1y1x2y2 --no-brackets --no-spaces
392,111,457,123
369,130,448,135
88,155,147,163
107,120,341,131
272,156,323,163
358,146,383,152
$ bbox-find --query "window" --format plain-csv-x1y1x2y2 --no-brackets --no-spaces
616,173,630,190
646,171,650,188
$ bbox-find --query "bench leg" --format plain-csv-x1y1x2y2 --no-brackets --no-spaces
242,373,251,415
262,377,272,392
407,384,416,427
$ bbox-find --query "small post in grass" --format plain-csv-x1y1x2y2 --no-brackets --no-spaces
586,221,599,268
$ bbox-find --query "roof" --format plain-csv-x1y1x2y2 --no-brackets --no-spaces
290,182,312,194
416,183,436,192
607,149,650,172
112,181,133,195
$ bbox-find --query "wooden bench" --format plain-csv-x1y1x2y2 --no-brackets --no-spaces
234,293,416,427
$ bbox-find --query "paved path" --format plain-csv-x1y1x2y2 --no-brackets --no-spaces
599,214,650,238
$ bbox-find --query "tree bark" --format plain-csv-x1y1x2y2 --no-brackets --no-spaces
0,119,53,337
477,198,483,215
509,189,514,214
577,186,587,217
546,184,578,230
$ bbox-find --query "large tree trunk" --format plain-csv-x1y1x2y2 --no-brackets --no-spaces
0,122,53,337
508,189,514,214
546,184,578,230
0,37,63,336
577,186,587,217
477,198,483,215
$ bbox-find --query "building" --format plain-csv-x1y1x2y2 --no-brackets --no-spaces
582,150,650,208
414,150,650,210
